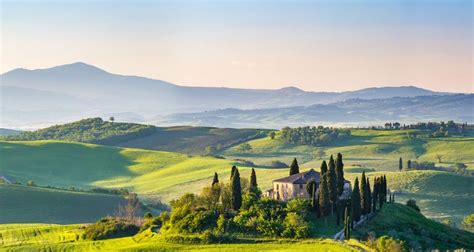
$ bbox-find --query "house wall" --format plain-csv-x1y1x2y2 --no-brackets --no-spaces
271,181,352,201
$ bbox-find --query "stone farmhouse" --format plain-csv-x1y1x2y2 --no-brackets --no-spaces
265,169,351,201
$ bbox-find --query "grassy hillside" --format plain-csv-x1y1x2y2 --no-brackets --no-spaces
0,184,125,224
354,203,474,250
224,129,474,170
0,224,365,251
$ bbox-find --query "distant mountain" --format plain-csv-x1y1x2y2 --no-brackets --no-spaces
0,128,21,136
0,62,452,128
153,94,474,128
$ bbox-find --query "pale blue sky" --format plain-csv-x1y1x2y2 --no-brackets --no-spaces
1,0,472,92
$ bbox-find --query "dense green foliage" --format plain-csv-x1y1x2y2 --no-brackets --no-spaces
336,153,345,196
351,178,361,222
280,126,351,146
3,118,156,144
354,203,474,250
82,218,139,240
289,158,300,175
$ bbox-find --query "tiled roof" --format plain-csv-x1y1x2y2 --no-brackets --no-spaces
273,169,320,184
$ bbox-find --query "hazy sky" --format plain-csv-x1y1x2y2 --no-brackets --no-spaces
1,0,472,92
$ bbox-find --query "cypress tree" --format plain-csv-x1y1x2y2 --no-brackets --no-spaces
212,172,219,186
407,160,411,169
289,158,300,175
306,180,317,211
328,155,338,213
351,177,361,222
319,173,330,223
360,172,368,215
250,168,257,190
320,160,328,175
336,153,345,196
230,166,237,180
372,177,378,212
399,157,403,171
378,177,384,209
344,206,350,239
231,168,242,211
366,177,372,214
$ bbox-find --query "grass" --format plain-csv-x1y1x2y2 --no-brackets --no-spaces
0,184,125,224
0,224,364,251
353,203,474,250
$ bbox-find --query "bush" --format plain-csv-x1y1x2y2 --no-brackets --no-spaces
282,212,310,238
270,161,288,168
406,199,420,212
375,235,408,252
83,218,139,240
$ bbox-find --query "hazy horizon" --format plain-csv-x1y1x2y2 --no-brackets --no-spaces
1,0,472,93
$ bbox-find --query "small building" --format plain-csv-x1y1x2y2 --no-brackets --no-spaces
264,169,351,201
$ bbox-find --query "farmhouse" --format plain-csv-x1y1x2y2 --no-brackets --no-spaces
265,169,351,201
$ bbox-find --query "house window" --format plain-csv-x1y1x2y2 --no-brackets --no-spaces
276,184,279,190
299,184,303,189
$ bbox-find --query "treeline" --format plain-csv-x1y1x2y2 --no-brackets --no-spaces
280,126,351,146
382,121,471,137
2,117,156,144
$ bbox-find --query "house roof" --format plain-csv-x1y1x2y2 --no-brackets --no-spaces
273,169,351,185
273,169,320,184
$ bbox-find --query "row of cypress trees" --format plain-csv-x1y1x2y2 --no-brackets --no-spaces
211,166,258,211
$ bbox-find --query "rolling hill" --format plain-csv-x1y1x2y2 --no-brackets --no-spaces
1,62,450,129
0,184,126,224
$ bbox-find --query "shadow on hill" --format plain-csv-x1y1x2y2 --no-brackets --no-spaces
0,141,134,188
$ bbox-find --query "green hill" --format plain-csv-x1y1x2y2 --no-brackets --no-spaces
0,184,125,224
354,203,474,250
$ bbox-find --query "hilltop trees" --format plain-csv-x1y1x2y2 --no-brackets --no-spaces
327,155,338,212
336,153,345,196
289,158,300,175
231,168,242,211
351,177,361,222
360,172,368,215
280,126,351,146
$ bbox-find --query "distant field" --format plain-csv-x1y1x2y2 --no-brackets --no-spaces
0,184,125,224
0,224,365,251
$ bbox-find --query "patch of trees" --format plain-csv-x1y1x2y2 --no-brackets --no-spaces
383,121,471,138
82,217,140,241
3,117,156,144
280,126,351,146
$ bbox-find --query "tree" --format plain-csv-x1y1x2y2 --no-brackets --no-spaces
306,180,319,216
320,160,328,175
407,160,411,169
366,177,372,214
269,132,276,140
399,157,403,171
212,172,219,186
238,143,252,152
230,166,237,180
351,177,361,222
336,153,345,196
327,155,338,213
317,148,326,160
435,154,443,163
109,116,115,123
462,214,474,231
250,168,257,190
372,177,378,212
231,168,242,211
344,206,351,239
360,172,368,215
319,173,330,224
205,146,217,156
289,158,300,175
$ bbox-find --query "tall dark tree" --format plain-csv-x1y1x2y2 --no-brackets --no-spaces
289,158,300,175
407,160,411,169
336,153,345,196
250,168,258,190
327,155,338,213
372,177,378,212
212,172,219,186
351,177,361,222
319,173,330,223
366,177,372,214
230,166,237,180
344,206,351,239
360,172,368,215
306,180,318,211
399,157,403,171
320,160,328,175
231,168,242,211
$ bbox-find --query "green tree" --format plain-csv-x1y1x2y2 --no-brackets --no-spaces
318,173,330,224
372,177,378,212
336,153,345,196
205,146,217,156
344,206,351,239
407,160,411,169
360,172,368,215
366,177,372,214
230,166,237,180
351,177,361,222
289,158,300,175
109,116,115,123
327,155,338,213
462,214,474,231
317,148,326,160
238,143,252,152
231,168,242,211
212,172,219,186
250,168,257,190
399,157,403,171
269,131,276,139
435,154,443,163
320,160,328,175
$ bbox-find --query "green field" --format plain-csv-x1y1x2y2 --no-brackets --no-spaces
0,224,367,251
0,184,125,224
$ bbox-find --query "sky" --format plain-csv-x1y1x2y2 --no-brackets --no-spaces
1,0,472,92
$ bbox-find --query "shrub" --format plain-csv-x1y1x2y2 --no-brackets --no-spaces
375,235,408,252
270,161,288,168
406,199,420,212
282,212,310,238
83,218,139,240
